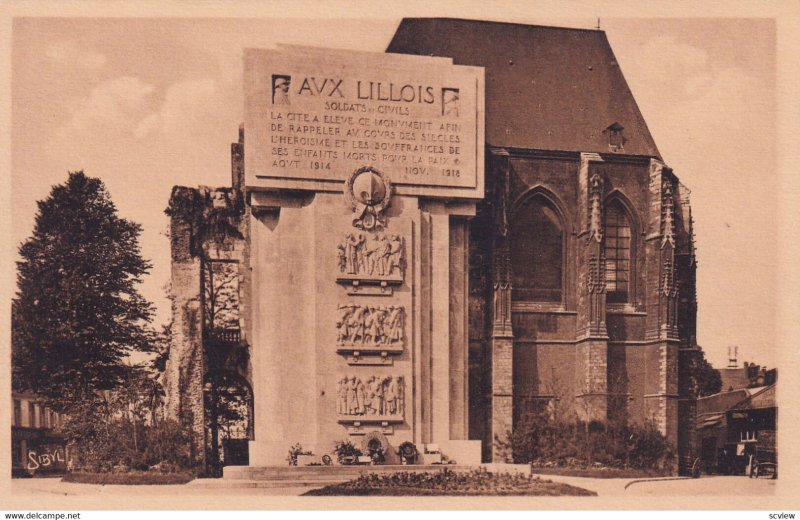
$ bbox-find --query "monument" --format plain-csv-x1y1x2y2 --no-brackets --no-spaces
164,19,699,476
164,42,486,470
243,46,484,466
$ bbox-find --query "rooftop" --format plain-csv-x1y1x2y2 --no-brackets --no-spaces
387,18,661,158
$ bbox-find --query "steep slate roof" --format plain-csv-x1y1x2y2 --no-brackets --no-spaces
387,18,661,158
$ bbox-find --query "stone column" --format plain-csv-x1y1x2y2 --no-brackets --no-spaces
449,217,471,440
429,209,451,444
489,155,514,461
575,153,609,422
644,159,680,453
20,398,31,428
419,200,476,448
248,191,319,466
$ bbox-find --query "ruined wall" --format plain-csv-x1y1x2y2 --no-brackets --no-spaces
163,130,250,472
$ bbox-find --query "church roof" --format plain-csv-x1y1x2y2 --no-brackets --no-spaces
387,18,661,158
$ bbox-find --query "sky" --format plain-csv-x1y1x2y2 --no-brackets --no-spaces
9,14,779,369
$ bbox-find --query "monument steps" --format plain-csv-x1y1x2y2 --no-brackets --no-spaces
223,464,475,481
188,464,481,488
188,477,357,489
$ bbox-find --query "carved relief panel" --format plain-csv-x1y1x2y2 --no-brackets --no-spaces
336,374,405,434
336,233,405,295
336,304,405,364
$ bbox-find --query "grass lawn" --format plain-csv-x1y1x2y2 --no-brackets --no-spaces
303,469,596,496
530,467,672,479
62,471,195,485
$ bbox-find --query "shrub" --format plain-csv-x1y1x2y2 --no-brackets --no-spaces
140,419,193,470
63,471,194,485
499,411,675,471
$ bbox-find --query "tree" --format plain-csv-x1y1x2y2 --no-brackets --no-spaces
12,171,155,407
694,348,722,397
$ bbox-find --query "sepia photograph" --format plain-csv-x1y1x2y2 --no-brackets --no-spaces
2,0,798,514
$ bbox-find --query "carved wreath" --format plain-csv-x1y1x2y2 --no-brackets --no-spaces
343,166,393,231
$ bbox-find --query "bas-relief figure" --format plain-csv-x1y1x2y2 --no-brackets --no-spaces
336,304,404,347
336,375,405,418
337,233,404,279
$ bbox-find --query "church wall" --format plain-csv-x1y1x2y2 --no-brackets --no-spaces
469,149,696,467
512,343,578,422
512,312,577,340
606,313,647,341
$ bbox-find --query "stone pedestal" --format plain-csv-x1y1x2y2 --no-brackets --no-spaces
247,192,480,465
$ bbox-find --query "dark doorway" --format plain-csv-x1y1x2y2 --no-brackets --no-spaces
204,371,253,476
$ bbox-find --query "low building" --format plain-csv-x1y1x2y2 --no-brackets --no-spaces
719,362,777,392
696,384,777,475
11,393,68,477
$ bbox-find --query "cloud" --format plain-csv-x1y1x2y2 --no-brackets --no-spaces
134,79,219,139
45,40,107,70
66,76,155,133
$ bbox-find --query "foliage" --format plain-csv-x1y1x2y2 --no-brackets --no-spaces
204,372,252,475
332,440,363,465
12,171,155,403
62,471,194,485
59,369,192,473
151,322,172,373
303,468,596,496
694,348,722,397
496,409,675,471
164,187,243,258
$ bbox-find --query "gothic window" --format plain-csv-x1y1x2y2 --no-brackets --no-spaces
511,196,564,303
13,400,21,427
605,200,632,303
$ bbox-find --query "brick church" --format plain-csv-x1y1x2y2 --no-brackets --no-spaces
164,18,700,475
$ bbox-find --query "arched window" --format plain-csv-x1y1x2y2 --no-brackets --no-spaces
510,196,564,302
604,200,632,304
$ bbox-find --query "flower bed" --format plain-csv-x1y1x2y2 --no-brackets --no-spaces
303,469,596,496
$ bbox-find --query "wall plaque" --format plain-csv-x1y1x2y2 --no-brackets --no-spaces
244,47,485,199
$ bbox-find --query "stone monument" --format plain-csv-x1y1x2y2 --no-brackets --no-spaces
243,46,485,465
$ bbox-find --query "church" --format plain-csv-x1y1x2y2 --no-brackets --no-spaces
163,18,700,476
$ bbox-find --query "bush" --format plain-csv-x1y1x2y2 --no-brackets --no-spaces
64,411,193,474
140,419,193,470
498,411,675,471
63,471,194,485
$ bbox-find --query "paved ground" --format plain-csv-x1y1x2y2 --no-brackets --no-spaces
538,474,776,496
7,474,777,508
624,475,776,496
